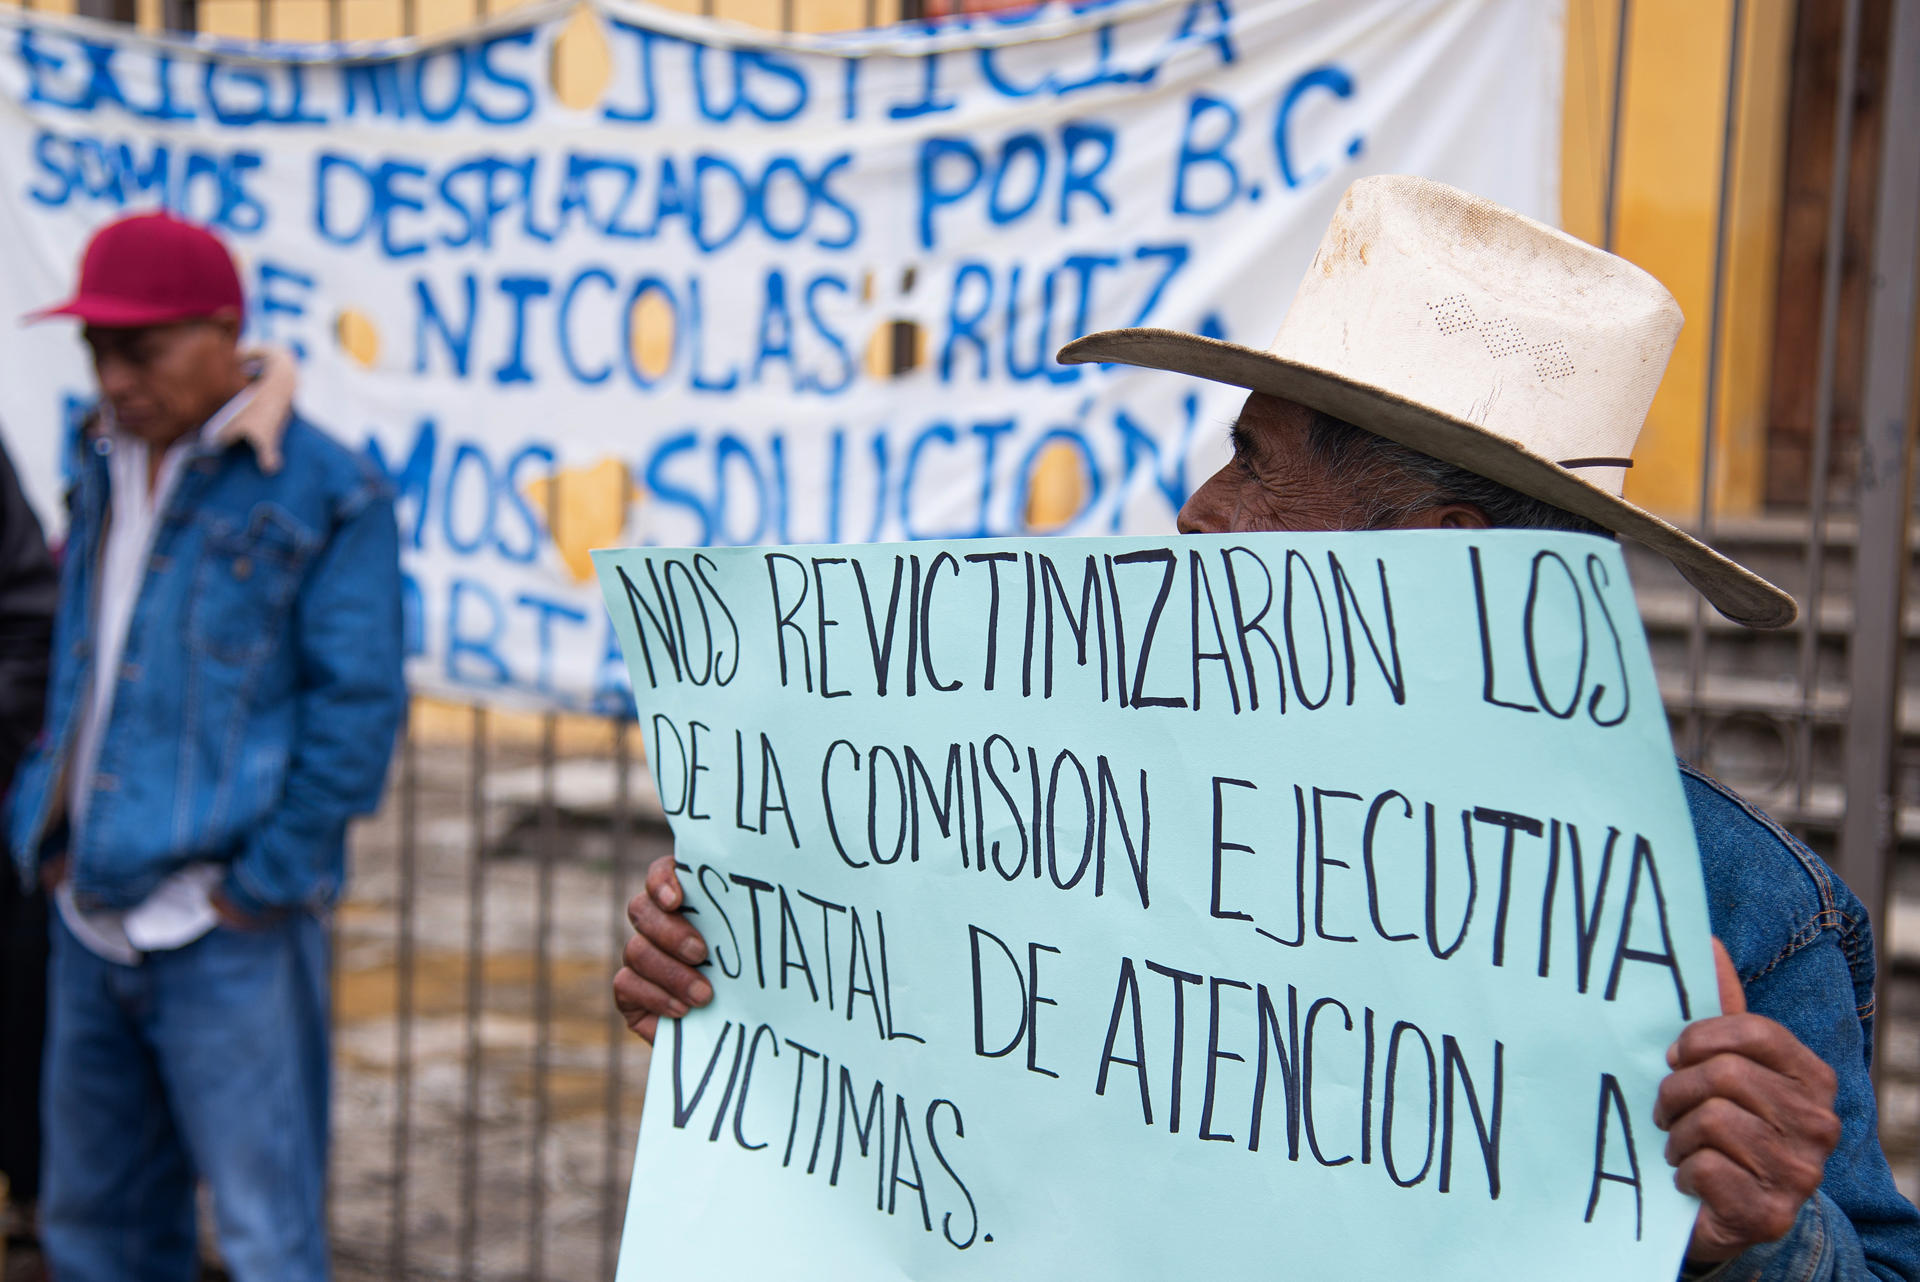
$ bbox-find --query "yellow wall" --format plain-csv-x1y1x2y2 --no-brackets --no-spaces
1563,0,1795,519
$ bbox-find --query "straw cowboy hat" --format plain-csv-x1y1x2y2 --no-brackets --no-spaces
1057,174,1798,629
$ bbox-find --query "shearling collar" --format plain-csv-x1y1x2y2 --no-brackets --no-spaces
210,346,297,475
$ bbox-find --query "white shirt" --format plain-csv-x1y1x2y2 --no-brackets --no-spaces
57,391,255,965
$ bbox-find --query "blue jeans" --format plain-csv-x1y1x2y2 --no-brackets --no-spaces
40,908,331,1282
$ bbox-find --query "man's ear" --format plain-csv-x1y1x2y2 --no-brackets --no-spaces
1398,502,1493,530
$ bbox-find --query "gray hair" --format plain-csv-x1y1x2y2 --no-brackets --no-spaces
1303,410,1613,536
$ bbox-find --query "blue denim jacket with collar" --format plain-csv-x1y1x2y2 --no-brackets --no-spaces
1685,761,1920,1280
6,410,406,918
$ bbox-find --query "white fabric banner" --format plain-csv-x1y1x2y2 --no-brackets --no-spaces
0,0,1562,712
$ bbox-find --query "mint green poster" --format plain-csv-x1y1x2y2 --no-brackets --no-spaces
596,530,1710,1280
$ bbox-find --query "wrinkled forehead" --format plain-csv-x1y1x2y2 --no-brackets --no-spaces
1227,392,1321,449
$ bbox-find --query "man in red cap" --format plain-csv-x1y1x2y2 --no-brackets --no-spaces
7,211,408,1282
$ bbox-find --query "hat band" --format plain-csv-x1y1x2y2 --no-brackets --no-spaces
1558,457,1634,470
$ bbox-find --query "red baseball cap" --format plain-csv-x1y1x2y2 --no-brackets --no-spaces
28,211,244,328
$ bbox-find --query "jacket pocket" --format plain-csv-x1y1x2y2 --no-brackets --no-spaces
186,505,311,666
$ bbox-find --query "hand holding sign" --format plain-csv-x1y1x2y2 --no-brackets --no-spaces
615,858,713,1039
1659,940,1841,1264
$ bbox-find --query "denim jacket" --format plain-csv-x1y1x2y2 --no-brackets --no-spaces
1685,762,1920,1281
6,406,406,919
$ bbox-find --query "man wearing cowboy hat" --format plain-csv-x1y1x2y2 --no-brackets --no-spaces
7,211,408,1282
612,176,1920,1278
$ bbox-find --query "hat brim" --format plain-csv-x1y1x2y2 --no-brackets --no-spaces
24,297,218,328
1058,327,1798,629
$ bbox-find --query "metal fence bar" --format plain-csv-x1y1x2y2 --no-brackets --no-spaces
527,710,558,1282
1795,0,1866,815
527,455,565,1282
1840,0,1920,1068
457,706,489,1282
599,716,634,1281
1683,0,1748,764
527,449,584,1282
1600,0,1631,255
389,728,420,1278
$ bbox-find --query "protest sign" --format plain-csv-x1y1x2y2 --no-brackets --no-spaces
0,0,1562,712
595,528,1711,1280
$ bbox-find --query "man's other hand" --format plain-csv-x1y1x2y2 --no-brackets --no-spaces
614,854,713,1043
1657,938,1841,1264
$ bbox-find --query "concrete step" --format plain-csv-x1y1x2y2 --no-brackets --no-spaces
483,759,667,825
1633,586,1896,637
1698,777,1920,842
1652,674,1920,742
1892,897,1920,961
1657,672,1853,723
1632,573,1920,692
1620,510,1920,606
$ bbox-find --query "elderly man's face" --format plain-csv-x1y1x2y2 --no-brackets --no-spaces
1177,392,1489,536
83,314,243,450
